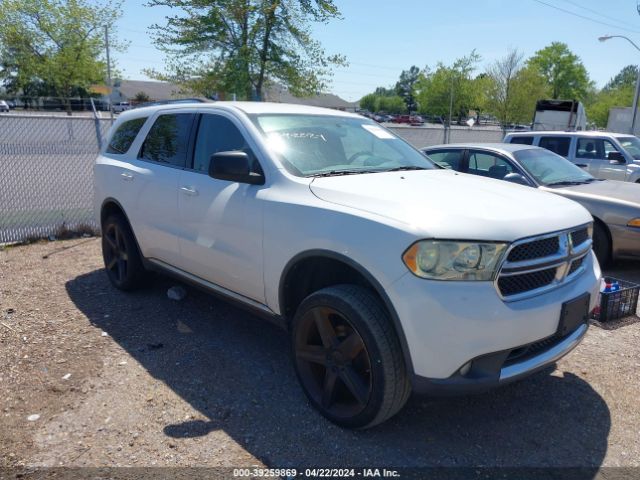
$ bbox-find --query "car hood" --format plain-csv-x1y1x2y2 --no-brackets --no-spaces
309,169,592,241
543,180,640,208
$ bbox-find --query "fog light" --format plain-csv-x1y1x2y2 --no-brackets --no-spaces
459,362,471,376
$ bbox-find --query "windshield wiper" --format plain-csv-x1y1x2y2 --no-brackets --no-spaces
546,180,590,186
384,166,428,172
311,169,378,177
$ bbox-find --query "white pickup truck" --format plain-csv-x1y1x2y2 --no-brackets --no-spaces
94,102,600,428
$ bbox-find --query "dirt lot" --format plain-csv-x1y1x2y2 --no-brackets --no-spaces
1,238,640,470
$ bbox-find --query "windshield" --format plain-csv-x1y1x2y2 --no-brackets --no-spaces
250,114,435,176
513,148,595,186
615,136,640,160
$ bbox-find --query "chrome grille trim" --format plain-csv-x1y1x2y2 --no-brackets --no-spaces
495,223,592,302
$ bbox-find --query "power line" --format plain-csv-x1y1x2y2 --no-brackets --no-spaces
558,0,640,30
531,0,640,34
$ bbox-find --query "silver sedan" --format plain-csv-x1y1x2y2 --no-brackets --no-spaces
422,143,640,265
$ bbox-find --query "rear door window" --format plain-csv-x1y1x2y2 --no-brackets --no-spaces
106,117,147,154
139,113,196,168
538,136,571,157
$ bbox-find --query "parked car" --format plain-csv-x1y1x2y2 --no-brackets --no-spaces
111,101,131,114
423,143,640,264
0,100,9,113
392,114,424,126
95,102,599,428
504,131,640,183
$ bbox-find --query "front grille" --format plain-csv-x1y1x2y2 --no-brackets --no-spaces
507,236,559,262
496,224,592,301
571,228,589,248
504,331,565,366
498,268,557,296
567,256,586,276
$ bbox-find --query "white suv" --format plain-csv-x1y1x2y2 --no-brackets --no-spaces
94,102,601,428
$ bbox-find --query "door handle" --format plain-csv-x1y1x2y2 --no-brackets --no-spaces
120,171,134,181
180,186,199,196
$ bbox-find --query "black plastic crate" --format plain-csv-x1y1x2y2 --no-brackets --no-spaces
592,277,640,322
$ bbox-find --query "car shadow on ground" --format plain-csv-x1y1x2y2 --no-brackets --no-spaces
66,269,611,469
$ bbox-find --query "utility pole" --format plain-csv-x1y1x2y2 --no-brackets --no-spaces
447,74,454,143
105,25,114,121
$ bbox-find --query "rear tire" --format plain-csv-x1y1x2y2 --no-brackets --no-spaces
101,214,146,291
291,285,410,429
592,221,611,266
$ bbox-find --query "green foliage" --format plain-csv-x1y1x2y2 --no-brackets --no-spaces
134,91,151,103
395,66,420,112
378,95,406,113
146,0,346,100
485,49,550,125
0,0,123,115
359,93,378,112
527,42,592,100
415,51,484,121
358,93,406,113
585,64,637,127
604,65,638,91
586,85,634,128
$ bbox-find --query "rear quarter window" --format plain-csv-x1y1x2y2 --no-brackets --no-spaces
106,117,147,154
139,113,196,168
508,136,534,145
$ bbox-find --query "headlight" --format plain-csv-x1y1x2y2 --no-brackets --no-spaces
628,218,640,228
402,240,508,281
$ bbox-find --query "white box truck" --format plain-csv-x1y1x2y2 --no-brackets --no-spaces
533,99,586,131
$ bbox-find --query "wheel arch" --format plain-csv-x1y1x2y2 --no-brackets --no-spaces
592,215,613,260
278,249,415,374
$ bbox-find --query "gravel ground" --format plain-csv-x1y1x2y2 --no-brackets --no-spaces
1,238,640,470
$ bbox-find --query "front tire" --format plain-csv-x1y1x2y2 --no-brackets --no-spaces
291,285,410,429
592,222,611,266
101,214,146,291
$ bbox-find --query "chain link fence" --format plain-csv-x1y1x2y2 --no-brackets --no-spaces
0,113,505,244
0,114,112,243
388,124,505,148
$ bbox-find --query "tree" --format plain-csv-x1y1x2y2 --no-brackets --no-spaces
0,0,123,115
585,65,638,127
146,0,346,101
527,42,592,100
603,65,638,91
134,91,151,103
485,49,524,125
415,51,483,123
507,65,550,124
359,93,378,112
378,95,406,113
395,66,420,112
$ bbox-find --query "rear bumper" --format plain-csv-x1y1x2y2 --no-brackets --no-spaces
411,322,588,396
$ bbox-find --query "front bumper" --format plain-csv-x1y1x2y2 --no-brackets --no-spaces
387,250,600,385
411,322,588,395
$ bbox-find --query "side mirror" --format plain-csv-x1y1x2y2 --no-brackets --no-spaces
209,151,264,185
503,172,531,186
607,151,625,163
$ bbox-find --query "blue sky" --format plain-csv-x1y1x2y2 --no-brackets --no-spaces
116,0,640,101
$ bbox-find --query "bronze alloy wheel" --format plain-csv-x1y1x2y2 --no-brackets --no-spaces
103,222,129,285
101,214,145,290
294,305,372,419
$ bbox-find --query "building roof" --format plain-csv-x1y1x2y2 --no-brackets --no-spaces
118,101,362,121
113,80,193,101
263,84,356,110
